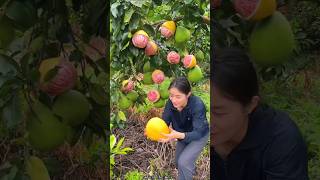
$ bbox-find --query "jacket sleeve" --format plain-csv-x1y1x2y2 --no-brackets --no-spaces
264,116,309,180
162,100,172,126
180,100,209,143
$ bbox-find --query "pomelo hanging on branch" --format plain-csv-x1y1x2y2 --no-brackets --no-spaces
132,30,149,48
39,57,77,96
121,79,135,93
249,11,295,66
147,90,160,103
154,99,166,108
183,55,197,69
175,26,191,44
52,90,90,127
167,51,180,64
234,0,276,21
145,40,158,56
159,79,171,99
127,90,139,102
188,65,204,83
26,156,51,180
119,94,133,110
152,69,165,84
160,20,176,38
145,117,170,141
195,50,205,61
27,101,69,151
143,72,153,85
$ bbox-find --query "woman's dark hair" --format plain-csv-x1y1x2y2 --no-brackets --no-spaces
212,48,259,105
169,77,192,95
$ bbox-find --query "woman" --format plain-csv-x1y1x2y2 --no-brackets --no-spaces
158,76,209,180
211,48,309,180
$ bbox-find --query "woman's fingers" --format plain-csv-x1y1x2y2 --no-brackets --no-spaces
160,132,171,137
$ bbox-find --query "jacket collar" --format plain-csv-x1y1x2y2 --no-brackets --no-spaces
233,104,276,151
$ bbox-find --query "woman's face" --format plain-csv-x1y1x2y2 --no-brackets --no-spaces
169,87,190,109
211,86,258,146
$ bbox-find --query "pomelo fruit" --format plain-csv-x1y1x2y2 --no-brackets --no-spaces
175,26,191,44
132,30,149,48
143,72,153,85
145,117,170,141
188,65,204,83
167,51,180,64
119,95,132,110
27,101,68,151
183,55,197,69
249,11,295,66
121,79,134,93
234,0,276,21
39,57,77,96
154,99,166,108
143,61,152,72
147,90,160,103
160,21,176,38
52,90,90,126
159,79,171,99
145,40,158,56
127,90,139,102
152,69,165,84
195,50,204,61
26,156,51,180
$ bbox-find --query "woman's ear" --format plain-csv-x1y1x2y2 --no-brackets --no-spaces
187,92,192,98
246,96,260,114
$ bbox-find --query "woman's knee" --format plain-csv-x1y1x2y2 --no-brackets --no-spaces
177,155,193,170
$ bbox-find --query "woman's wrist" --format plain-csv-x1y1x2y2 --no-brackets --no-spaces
179,132,185,139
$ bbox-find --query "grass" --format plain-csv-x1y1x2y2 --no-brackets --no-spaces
260,62,320,180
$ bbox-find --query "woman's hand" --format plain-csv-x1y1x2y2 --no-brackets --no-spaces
159,127,185,143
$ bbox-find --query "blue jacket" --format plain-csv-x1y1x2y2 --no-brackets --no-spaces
162,95,209,143
211,104,309,180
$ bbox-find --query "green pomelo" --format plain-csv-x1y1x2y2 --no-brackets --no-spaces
175,26,191,44
119,95,133,110
26,156,51,180
195,50,204,61
52,90,90,127
143,72,153,85
154,99,165,108
127,90,139,101
188,66,204,83
249,11,295,66
27,101,68,151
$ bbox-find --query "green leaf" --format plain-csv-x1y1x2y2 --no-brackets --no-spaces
128,0,148,8
129,13,140,30
110,134,116,149
184,0,193,4
2,94,23,129
115,137,125,151
118,111,126,121
124,8,135,23
111,2,120,18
